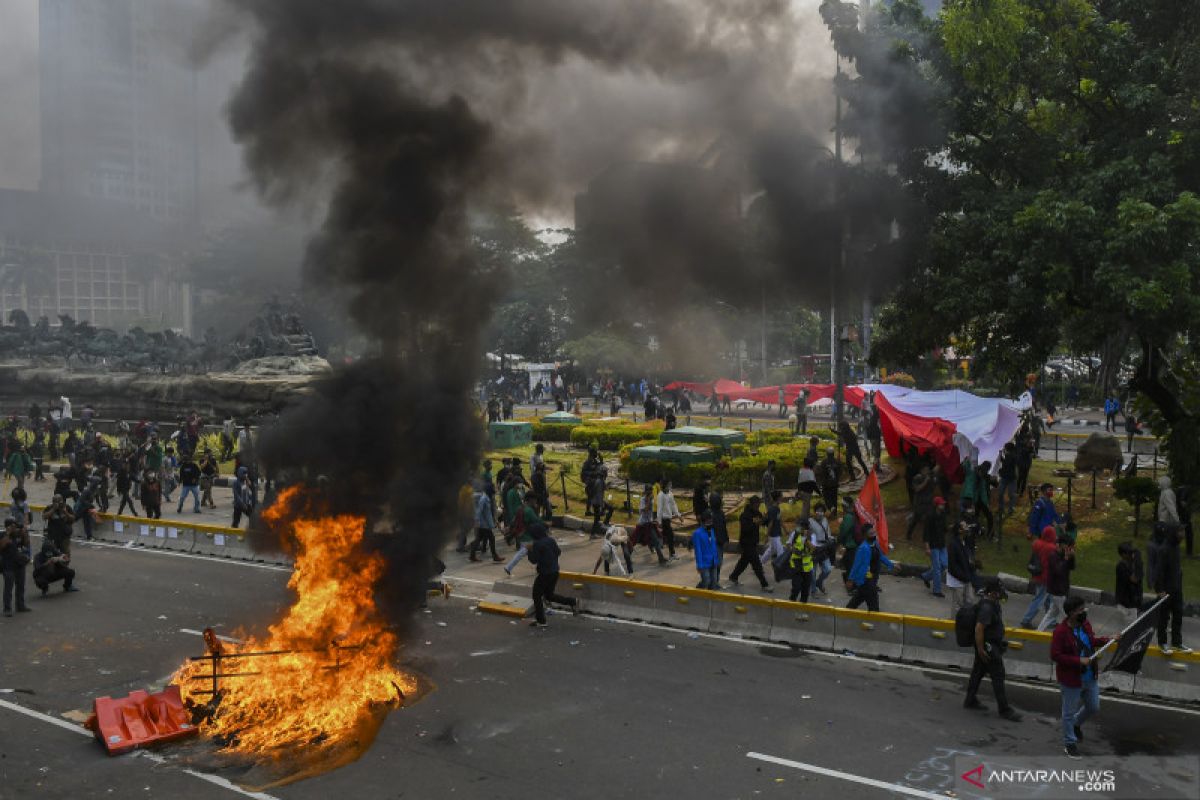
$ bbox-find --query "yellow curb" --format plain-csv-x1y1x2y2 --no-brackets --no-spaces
477,601,528,618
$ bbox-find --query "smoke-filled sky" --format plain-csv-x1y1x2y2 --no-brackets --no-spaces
0,0,846,228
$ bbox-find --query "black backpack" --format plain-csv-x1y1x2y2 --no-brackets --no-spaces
955,602,980,647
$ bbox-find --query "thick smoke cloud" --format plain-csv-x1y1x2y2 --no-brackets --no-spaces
215,0,858,624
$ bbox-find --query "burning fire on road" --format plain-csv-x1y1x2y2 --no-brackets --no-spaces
171,487,424,773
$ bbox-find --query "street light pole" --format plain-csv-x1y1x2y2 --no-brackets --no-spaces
831,46,846,423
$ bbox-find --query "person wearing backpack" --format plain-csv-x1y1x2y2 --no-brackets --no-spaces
1019,526,1058,628
963,579,1022,721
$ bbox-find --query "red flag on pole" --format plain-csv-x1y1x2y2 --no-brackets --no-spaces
854,468,889,553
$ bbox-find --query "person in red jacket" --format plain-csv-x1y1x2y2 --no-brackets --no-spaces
1019,526,1058,628
1050,597,1119,759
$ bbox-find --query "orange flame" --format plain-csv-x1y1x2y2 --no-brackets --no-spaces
172,486,418,757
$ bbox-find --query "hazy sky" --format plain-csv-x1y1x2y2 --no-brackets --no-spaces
0,0,39,190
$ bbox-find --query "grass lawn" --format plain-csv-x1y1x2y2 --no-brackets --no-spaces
877,456,1199,598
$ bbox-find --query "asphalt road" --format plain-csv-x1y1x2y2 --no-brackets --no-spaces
1,540,1196,800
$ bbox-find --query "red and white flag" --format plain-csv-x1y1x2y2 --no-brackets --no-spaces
855,468,889,552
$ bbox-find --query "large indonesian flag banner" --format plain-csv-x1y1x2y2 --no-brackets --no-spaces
855,468,889,553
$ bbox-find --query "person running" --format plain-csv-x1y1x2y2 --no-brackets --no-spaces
727,497,771,592
594,524,631,576
963,579,1022,721
1052,597,1118,758
1019,526,1058,628
527,524,577,628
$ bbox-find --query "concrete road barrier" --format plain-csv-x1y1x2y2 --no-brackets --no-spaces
998,627,1054,681
1132,649,1200,702
832,607,905,659
903,614,972,669
595,578,658,621
708,594,774,640
649,585,714,630
768,600,836,651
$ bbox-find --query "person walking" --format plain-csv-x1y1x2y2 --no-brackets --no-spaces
1150,523,1191,654
527,524,577,628
761,461,777,504
200,451,219,509
837,420,870,481
846,524,894,611
1019,526,1058,628
1052,598,1117,758
692,511,721,590
1038,534,1077,631
996,443,1019,516
795,459,817,518
140,471,163,520
921,497,949,598
5,444,31,491
727,497,771,592
657,480,682,560
818,448,841,512
231,472,254,528
1028,483,1063,539
807,504,835,597
865,409,882,468
787,532,815,603
794,390,808,435
1103,396,1119,432
1124,411,1139,453
708,485,728,575
115,464,139,516
1,517,32,616
758,491,787,571
176,455,202,514
469,489,502,563
907,466,934,541
963,579,1022,721
946,520,977,618
588,467,614,540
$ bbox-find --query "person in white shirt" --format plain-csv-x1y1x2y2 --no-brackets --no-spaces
656,481,682,560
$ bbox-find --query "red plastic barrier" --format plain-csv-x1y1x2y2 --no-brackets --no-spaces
87,685,198,755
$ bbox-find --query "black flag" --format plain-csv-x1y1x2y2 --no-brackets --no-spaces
1105,595,1168,675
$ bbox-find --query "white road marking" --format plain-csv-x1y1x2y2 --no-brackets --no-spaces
585,614,1200,717
0,696,92,737
0,697,280,799
179,628,245,644
746,752,950,800
38,535,292,572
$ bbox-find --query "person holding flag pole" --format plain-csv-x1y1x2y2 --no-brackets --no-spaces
1051,597,1121,758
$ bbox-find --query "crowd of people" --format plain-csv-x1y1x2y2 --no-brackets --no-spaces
0,402,266,617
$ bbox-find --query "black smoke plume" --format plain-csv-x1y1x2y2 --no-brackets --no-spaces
211,0,928,624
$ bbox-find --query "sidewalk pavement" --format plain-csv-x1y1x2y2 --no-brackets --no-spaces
448,520,1200,642
14,463,243,530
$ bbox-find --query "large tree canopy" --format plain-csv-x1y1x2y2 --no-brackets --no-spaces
872,0,1200,483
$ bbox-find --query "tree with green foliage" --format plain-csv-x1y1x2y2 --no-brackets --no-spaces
872,0,1200,486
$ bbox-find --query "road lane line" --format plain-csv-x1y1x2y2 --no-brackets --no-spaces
0,697,280,799
746,752,949,800
0,696,91,737
586,614,1200,717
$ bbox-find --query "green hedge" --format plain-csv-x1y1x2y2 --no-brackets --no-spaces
620,440,850,491
531,423,576,442
571,423,664,451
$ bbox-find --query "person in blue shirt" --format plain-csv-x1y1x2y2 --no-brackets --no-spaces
1103,396,1119,432
692,511,721,590
1028,483,1063,539
845,524,895,611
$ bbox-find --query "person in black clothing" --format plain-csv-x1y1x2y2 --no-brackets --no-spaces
837,420,870,481
115,465,139,516
1114,541,1143,623
177,455,202,514
726,497,771,592
946,521,977,617
1,517,32,615
33,539,76,595
692,480,710,523
527,524,577,627
865,409,882,467
996,442,1019,515
1150,524,1191,653
531,461,552,519
1124,412,1139,454
964,579,1022,721
588,467,614,539
708,486,728,573
1015,435,1034,497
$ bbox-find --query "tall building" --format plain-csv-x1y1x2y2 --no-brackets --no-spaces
38,0,198,221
